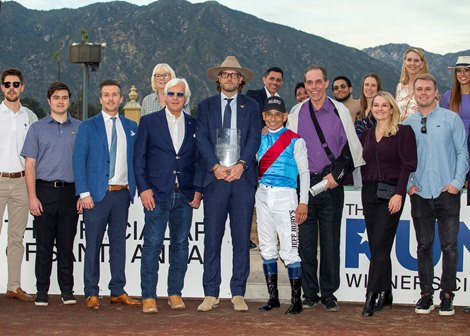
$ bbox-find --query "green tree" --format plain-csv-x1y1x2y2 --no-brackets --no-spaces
21,96,46,119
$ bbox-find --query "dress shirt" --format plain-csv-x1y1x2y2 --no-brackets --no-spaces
165,108,185,153
264,87,279,99
403,105,469,198
0,101,31,172
297,99,347,173
220,93,238,129
102,112,128,186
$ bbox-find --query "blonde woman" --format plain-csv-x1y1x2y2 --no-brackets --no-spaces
360,91,417,317
141,63,190,116
396,47,429,121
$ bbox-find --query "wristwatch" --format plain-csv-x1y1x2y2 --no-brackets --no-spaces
238,160,247,170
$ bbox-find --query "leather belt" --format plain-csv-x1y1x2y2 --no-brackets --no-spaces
107,184,128,191
37,180,74,188
310,172,323,180
0,171,25,178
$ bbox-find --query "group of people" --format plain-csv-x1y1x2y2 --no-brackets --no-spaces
0,49,469,318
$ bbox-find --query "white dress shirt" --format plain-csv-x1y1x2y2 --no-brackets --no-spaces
102,112,128,186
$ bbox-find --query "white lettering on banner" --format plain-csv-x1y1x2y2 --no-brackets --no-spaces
1,192,469,304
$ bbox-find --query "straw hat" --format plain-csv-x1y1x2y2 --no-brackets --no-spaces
206,56,254,82
448,56,470,69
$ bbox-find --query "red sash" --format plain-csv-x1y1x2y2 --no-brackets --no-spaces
258,130,300,180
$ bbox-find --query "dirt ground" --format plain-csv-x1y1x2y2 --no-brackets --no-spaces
1,294,469,336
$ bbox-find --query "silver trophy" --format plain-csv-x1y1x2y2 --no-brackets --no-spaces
216,128,240,166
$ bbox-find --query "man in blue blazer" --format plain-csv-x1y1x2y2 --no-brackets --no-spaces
196,56,261,312
246,66,284,126
134,78,202,313
73,80,140,311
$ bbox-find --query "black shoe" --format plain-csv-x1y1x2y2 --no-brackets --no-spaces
61,291,77,305
375,290,393,311
323,296,339,312
439,292,454,316
415,294,434,314
35,292,48,307
249,240,257,249
302,295,321,309
362,292,378,317
464,306,470,313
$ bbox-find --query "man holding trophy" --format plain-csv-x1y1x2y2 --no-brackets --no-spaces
196,56,261,312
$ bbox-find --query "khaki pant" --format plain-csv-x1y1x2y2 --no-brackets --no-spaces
0,176,29,291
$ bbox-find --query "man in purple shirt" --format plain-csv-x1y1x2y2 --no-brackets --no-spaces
288,65,364,312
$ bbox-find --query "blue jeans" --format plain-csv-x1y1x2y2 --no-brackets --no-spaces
410,192,460,294
140,190,193,299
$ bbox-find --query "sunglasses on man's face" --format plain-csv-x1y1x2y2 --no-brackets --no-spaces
2,81,22,89
167,91,185,98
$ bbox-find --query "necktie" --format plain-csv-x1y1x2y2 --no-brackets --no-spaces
223,98,233,129
109,117,117,179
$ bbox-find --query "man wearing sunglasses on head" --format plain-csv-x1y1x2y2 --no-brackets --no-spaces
0,68,38,302
403,73,469,317
134,78,202,313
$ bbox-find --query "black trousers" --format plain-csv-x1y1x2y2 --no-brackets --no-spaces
299,175,344,299
34,181,78,293
362,182,403,293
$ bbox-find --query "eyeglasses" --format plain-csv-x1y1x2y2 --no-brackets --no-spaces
219,72,241,79
333,84,348,90
2,81,22,89
154,73,170,80
420,117,427,134
167,91,185,98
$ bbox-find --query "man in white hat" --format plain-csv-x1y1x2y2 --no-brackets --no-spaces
196,56,261,312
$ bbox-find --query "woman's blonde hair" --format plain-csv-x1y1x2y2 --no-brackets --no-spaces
399,47,429,85
371,91,400,137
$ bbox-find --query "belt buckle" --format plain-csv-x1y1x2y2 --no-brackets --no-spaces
53,181,64,188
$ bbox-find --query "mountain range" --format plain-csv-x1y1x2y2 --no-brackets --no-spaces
0,0,467,114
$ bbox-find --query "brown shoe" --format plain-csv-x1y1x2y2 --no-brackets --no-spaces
6,288,34,302
168,295,185,310
86,296,101,311
110,293,141,305
142,298,158,313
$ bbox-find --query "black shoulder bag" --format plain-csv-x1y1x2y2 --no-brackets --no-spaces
308,100,354,183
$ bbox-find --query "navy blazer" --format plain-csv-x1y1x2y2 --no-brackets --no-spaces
246,88,267,114
73,113,137,203
134,109,200,202
196,94,261,188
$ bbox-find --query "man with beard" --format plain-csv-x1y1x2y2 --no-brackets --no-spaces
0,68,37,302
196,56,261,312
403,73,468,316
331,76,360,121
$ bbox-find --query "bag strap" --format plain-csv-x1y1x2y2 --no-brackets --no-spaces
308,100,336,163
371,128,384,182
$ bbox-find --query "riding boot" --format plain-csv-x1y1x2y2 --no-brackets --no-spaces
285,264,302,315
259,262,280,311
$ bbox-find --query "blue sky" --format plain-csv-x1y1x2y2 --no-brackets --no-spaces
15,0,470,55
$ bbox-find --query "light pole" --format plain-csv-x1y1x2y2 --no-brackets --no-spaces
69,41,105,120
